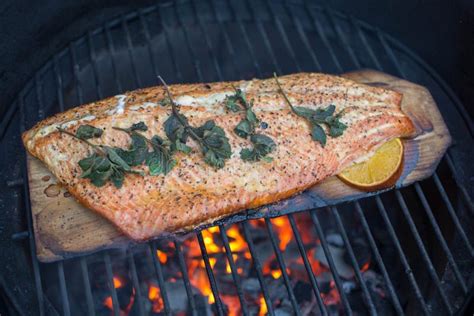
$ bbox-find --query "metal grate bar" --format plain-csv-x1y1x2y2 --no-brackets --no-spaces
265,218,301,315
324,8,361,69
121,18,142,88
87,31,104,99
156,3,183,81
223,0,263,76
304,4,343,73
331,206,377,315
53,56,65,112
128,252,145,316
190,0,223,81
19,93,45,316
206,0,239,77
310,210,353,315
350,17,382,70
137,10,160,80
197,232,225,315
395,190,453,314
57,262,71,316
283,2,322,71
35,73,45,119
104,25,123,92
414,183,468,293
103,253,120,316
174,240,198,315
244,0,282,74
374,196,429,315
354,201,404,315
432,173,473,254
69,43,85,104
171,2,202,81
80,258,96,316
0,99,17,139
219,225,249,315
265,0,302,72
241,221,275,315
288,214,328,315
444,154,474,216
149,242,172,315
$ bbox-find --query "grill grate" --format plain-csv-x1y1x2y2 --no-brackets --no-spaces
1,0,473,315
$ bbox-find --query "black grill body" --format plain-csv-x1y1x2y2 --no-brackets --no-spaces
0,1,473,315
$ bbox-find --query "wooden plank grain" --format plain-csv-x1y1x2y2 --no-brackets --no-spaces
27,70,451,262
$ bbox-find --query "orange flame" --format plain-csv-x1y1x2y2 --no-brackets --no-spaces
157,250,167,264
148,284,164,313
271,217,292,251
259,296,268,316
361,262,370,272
113,276,123,289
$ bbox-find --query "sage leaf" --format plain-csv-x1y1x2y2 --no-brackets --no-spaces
311,124,326,146
76,125,103,139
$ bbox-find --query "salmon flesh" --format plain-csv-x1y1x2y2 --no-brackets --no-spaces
22,73,416,240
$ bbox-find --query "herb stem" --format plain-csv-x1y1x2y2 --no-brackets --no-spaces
57,127,106,155
112,126,169,151
273,73,297,113
158,75,208,150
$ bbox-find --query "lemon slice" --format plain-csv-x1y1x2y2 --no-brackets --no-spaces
338,138,404,191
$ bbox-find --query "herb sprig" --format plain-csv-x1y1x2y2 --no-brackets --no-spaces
225,85,276,162
273,73,347,146
57,125,143,189
159,76,232,169
113,122,176,176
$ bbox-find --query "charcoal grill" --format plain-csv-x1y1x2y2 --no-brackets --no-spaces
1,0,473,315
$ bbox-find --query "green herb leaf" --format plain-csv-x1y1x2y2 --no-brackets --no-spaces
76,125,103,139
246,108,258,123
274,73,347,146
110,168,125,188
106,147,133,172
240,134,276,162
234,119,252,138
329,120,347,137
292,106,316,119
130,122,148,132
116,133,148,166
158,76,232,169
199,121,232,169
311,124,326,146
146,137,177,176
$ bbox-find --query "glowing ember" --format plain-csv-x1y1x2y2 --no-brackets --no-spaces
259,296,268,316
103,296,113,310
271,217,293,250
271,269,282,279
361,262,370,272
148,284,164,313
103,288,135,316
157,250,167,264
322,280,341,306
113,276,123,289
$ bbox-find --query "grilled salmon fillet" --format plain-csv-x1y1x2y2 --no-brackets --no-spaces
22,73,415,240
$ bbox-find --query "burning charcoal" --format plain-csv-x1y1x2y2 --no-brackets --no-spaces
274,306,293,316
242,278,261,300
363,270,394,314
326,233,344,248
162,280,189,313
194,293,212,315
314,244,354,279
346,237,371,268
294,281,313,304
342,280,357,293
267,276,289,302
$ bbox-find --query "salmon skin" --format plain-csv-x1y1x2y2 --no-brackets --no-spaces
22,73,415,240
